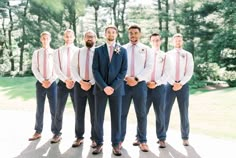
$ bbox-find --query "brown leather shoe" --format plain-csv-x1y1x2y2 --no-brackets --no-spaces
133,139,140,146
139,143,149,152
50,135,62,144
183,140,189,146
72,138,84,147
90,140,97,148
113,146,122,156
159,140,166,148
28,133,41,141
92,144,103,155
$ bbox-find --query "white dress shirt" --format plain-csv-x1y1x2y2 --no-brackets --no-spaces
31,47,57,83
165,48,194,85
71,46,95,85
147,49,167,86
123,42,153,82
54,44,79,82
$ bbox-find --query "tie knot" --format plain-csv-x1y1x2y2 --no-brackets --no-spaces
176,49,181,53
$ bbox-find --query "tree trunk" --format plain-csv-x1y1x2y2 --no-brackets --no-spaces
7,2,14,71
164,0,169,52
158,0,162,31
19,0,29,72
94,6,99,38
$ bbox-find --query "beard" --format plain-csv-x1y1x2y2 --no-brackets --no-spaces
85,41,94,48
107,37,115,42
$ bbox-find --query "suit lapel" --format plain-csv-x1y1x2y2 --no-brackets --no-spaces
102,44,109,62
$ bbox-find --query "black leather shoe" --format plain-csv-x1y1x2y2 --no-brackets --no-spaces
113,146,122,156
92,145,103,155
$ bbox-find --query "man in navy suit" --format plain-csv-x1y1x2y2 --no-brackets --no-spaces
92,25,127,156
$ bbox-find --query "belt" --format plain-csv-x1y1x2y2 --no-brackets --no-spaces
83,79,90,82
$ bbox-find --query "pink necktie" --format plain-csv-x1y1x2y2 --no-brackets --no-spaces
131,45,135,77
175,50,180,81
84,48,90,80
151,52,157,81
43,49,47,79
109,45,113,61
67,47,71,78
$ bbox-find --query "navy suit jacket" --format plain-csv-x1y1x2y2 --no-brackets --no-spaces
92,43,128,96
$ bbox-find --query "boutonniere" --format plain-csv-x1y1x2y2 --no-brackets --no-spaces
158,56,164,63
139,48,146,54
114,45,121,54
180,52,186,58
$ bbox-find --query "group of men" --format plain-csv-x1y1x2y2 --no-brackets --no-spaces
29,24,194,156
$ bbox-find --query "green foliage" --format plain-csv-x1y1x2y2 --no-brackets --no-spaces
31,0,64,13
220,48,236,70
220,71,236,87
196,62,221,81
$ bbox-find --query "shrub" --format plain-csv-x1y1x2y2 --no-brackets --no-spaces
196,62,221,81
220,71,236,87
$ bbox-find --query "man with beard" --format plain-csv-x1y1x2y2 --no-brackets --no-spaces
92,25,127,156
70,30,97,148
121,24,153,152
51,29,78,143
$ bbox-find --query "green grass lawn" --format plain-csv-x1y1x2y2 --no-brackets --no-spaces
0,76,36,100
0,76,235,140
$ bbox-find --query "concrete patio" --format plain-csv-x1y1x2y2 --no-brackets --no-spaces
0,104,236,158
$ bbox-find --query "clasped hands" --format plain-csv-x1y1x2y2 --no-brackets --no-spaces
172,82,182,91
125,77,138,87
42,80,51,88
147,81,157,89
104,86,114,95
80,80,92,91
65,79,74,89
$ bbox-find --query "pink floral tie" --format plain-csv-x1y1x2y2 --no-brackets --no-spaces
84,48,90,80
109,45,113,61
43,49,47,79
131,45,135,77
151,52,157,81
67,47,71,78
175,50,180,81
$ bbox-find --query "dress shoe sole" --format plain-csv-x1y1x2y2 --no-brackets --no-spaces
72,140,83,148
92,147,103,155
28,136,41,141
50,138,62,144
113,150,122,156
92,150,102,155
133,142,140,146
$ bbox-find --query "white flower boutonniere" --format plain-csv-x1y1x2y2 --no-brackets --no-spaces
158,57,164,63
114,45,121,54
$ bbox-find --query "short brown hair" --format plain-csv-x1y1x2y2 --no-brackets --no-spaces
40,31,51,37
105,25,118,33
173,33,183,39
128,24,141,32
150,33,161,39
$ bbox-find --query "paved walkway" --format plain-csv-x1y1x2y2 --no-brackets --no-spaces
1,104,236,158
